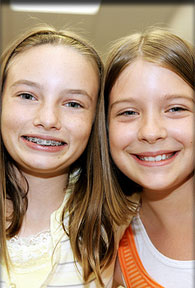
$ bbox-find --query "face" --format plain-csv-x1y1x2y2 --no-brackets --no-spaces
108,59,194,193
1,44,99,177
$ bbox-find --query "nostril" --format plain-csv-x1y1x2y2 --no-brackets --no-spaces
33,107,61,130
138,125,167,143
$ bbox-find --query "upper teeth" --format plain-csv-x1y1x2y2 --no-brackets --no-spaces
139,154,172,162
26,137,63,146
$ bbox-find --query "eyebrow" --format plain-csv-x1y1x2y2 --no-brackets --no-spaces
64,89,92,101
11,79,41,89
164,94,194,103
11,80,93,101
110,98,137,109
110,93,195,109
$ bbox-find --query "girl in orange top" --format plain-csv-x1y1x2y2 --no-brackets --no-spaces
103,27,194,287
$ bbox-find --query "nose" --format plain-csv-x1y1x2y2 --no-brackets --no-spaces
138,113,167,144
33,103,61,130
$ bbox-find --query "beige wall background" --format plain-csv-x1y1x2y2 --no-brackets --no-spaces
1,1,194,61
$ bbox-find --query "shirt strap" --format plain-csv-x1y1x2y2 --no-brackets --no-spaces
118,224,164,288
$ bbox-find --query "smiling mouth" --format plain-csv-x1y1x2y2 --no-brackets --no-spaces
135,152,177,162
23,136,65,147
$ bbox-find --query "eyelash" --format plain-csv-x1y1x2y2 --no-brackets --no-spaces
118,110,138,116
166,106,187,113
18,93,84,109
64,101,83,109
18,93,36,101
118,106,188,115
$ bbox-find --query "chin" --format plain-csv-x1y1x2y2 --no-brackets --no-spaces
135,177,175,193
19,161,62,174
141,181,180,196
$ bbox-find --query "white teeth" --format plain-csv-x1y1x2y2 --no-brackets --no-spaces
25,137,63,146
162,154,166,160
139,154,172,162
156,155,162,161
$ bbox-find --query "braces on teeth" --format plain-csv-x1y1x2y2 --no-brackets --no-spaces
25,137,63,146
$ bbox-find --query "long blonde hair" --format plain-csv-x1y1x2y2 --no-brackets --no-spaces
0,24,115,286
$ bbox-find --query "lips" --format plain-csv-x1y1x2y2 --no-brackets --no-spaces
130,150,179,167
21,135,67,152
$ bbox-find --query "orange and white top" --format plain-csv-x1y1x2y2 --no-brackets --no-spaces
118,215,194,288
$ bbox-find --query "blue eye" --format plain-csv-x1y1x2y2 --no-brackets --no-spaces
19,93,36,101
119,110,138,116
65,102,82,108
168,107,186,112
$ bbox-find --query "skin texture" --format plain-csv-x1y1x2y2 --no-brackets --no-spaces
2,44,99,236
2,45,99,178
108,59,194,195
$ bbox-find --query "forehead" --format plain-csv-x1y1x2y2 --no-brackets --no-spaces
109,59,193,103
10,44,91,67
113,60,183,88
5,44,99,84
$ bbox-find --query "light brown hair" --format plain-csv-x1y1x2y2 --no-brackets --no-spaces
0,24,114,286
100,27,194,223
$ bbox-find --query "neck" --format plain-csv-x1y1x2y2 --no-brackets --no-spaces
140,176,194,224
18,172,68,237
139,176,194,260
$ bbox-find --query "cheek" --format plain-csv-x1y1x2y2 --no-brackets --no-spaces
67,117,93,143
170,124,194,149
1,106,14,139
2,101,22,127
109,123,134,152
1,116,19,154
1,108,22,138
78,125,92,142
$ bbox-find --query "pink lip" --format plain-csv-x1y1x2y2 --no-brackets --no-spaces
131,151,179,167
21,135,67,153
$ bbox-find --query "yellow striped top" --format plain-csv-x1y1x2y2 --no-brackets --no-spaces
1,193,116,288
